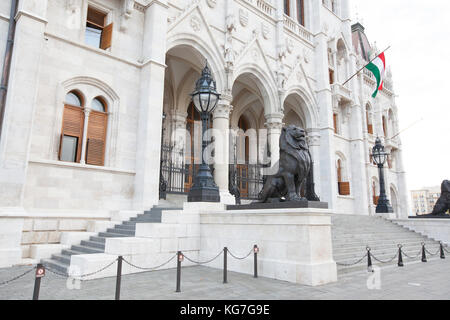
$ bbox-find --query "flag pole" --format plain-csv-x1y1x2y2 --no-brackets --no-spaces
341,46,391,87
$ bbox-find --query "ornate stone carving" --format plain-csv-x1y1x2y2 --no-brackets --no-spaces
262,23,270,40
190,15,201,32
120,0,134,32
206,0,217,8
286,38,294,54
224,14,236,69
239,9,249,27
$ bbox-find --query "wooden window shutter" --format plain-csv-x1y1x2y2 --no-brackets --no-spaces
333,113,338,133
338,182,351,196
101,23,113,50
61,105,84,162
86,112,107,166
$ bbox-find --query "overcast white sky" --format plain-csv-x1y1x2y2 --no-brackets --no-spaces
352,0,450,191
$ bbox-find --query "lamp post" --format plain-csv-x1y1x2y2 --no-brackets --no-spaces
187,63,221,203
371,137,393,213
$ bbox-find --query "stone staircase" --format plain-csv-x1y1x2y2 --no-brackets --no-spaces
332,214,447,275
41,206,181,274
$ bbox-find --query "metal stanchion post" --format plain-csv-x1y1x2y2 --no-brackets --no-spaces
223,247,228,284
367,247,373,272
440,243,445,259
254,245,259,278
176,251,183,293
115,256,122,300
421,243,427,263
398,245,404,267
33,264,45,300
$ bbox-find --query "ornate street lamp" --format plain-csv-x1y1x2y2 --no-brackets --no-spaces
187,62,221,202
371,137,393,213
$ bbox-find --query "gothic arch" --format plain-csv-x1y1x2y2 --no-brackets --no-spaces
232,66,278,116
283,87,319,129
166,34,226,95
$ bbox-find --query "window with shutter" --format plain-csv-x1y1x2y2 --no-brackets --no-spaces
284,0,290,16
333,113,338,134
59,92,85,163
85,98,108,166
297,0,305,26
85,7,112,50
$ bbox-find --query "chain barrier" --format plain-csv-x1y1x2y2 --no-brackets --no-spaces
370,251,398,264
444,246,450,254
183,250,223,265
122,254,177,271
228,248,254,260
336,253,368,266
402,248,423,259
0,266,36,287
425,247,441,256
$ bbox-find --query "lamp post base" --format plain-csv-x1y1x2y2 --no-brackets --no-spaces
376,203,394,214
187,164,221,203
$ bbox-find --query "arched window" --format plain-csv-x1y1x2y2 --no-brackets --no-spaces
85,97,108,166
59,91,85,163
336,155,350,195
382,115,387,137
366,104,373,134
59,92,109,166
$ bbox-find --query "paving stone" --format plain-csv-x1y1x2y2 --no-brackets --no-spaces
0,258,450,300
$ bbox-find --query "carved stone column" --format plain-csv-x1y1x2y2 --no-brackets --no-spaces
265,113,284,171
213,96,234,204
306,128,321,198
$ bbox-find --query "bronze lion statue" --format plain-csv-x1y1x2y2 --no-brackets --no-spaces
432,180,450,215
259,125,320,203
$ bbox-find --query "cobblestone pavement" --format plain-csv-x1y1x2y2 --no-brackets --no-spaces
1,257,449,300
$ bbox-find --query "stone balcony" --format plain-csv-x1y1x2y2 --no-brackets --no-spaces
283,14,313,44
331,83,353,104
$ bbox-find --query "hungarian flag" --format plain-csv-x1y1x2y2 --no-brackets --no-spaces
365,52,386,98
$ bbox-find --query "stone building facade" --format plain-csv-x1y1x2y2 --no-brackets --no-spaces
0,0,410,265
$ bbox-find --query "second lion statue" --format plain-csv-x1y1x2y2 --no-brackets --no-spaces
259,125,320,203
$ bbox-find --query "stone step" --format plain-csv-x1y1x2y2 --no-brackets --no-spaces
114,224,135,231
106,228,135,236
90,236,106,243
41,259,69,275
332,234,427,244
71,245,104,254
50,253,71,265
333,239,439,254
80,240,106,250
98,232,130,238
334,245,434,261
62,248,87,256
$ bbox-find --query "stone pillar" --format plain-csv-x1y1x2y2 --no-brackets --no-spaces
133,0,168,211
311,1,337,208
306,128,321,199
213,96,234,204
265,113,284,173
0,0,48,209
395,140,411,219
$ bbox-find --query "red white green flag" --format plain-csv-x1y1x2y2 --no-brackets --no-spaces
365,52,386,98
